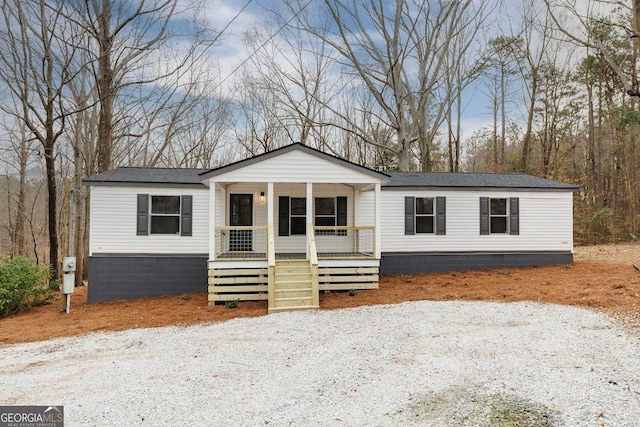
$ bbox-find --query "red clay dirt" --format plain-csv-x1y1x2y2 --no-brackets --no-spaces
1,244,639,346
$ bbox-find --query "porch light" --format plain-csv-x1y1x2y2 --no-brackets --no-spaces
260,192,266,204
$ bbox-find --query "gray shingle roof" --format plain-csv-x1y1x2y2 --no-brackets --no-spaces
384,171,578,190
83,165,578,192
82,167,210,187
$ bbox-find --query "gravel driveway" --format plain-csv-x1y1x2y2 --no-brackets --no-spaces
1,301,639,426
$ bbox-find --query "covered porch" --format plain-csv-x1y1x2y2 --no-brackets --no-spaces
205,181,381,313
199,144,387,313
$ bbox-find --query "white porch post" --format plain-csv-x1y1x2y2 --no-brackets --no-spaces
354,189,360,226
306,182,313,259
220,186,226,227
374,183,381,259
267,182,274,226
209,182,216,261
267,181,274,254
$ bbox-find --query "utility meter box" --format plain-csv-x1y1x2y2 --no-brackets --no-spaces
63,274,75,294
63,257,76,272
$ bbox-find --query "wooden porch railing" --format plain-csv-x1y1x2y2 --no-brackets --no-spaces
213,225,376,260
313,225,376,258
267,223,276,309
214,225,267,260
307,223,320,308
209,223,378,306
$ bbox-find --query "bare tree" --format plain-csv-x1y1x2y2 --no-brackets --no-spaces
0,0,81,276
233,67,292,156
240,18,337,152
481,35,524,169
545,0,640,97
0,118,37,257
65,0,217,172
271,0,494,171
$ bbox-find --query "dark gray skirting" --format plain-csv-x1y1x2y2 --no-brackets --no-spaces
380,252,573,275
87,255,208,303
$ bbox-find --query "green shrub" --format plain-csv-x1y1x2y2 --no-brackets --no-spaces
0,257,54,316
225,299,239,309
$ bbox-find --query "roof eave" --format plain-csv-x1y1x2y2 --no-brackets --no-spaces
82,180,208,189
382,185,579,192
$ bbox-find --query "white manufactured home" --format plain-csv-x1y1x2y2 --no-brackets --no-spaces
83,143,578,311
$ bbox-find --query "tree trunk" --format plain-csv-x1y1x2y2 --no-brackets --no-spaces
500,64,506,166
15,143,27,256
96,3,114,173
44,144,59,277
520,71,537,173
397,129,412,171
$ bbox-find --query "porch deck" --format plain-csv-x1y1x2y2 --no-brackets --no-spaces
208,225,379,311
215,252,375,260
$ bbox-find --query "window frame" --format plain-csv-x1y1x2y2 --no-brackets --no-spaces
137,194,192,237
314,197,336,231
415,197,435,234
479,197,519,236
290,197,307,235
489,197,508,234
314,197,347,236
150,195,181,235
278,196,347,236
404,196,446,236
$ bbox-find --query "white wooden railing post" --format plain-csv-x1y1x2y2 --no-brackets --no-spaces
307,223,319,307
267,223,275,310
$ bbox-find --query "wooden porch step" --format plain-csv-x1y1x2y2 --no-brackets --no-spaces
269,259,318,313
274,287,312,293
269,305,320,313
274,296,313,302
274,279,312,287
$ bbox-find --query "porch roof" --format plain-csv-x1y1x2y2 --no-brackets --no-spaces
198,143,390,183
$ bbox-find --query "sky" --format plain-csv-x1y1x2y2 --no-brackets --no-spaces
196,0,621,147
0,0,620,172
198,0,502,142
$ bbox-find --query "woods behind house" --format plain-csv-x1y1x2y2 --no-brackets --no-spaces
1,0,639,280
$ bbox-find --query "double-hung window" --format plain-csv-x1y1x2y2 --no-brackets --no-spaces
404,196,446,235
279,196,307,236
278,196,347,236
479,197,519,235
415,197,435,233
315,197,347,235
150,196,181,234
290,197,306,235
136,194,193,236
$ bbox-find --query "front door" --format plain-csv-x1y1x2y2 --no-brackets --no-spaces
229,194,253,252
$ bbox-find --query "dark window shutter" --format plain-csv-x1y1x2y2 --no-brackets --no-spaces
480,197,489,235
337,197,347,226
404,196,415,235
181,195,193,236
509,197,519,235
137,194,149,236
279,196,289,236
436,197,446,235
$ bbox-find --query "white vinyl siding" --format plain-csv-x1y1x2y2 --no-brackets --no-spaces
89,186,209,255
208,150,381,184
378,190,573,253
216,183,355,253
278,184,352,253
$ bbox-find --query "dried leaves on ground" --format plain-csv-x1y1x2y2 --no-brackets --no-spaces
1,244,639,345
